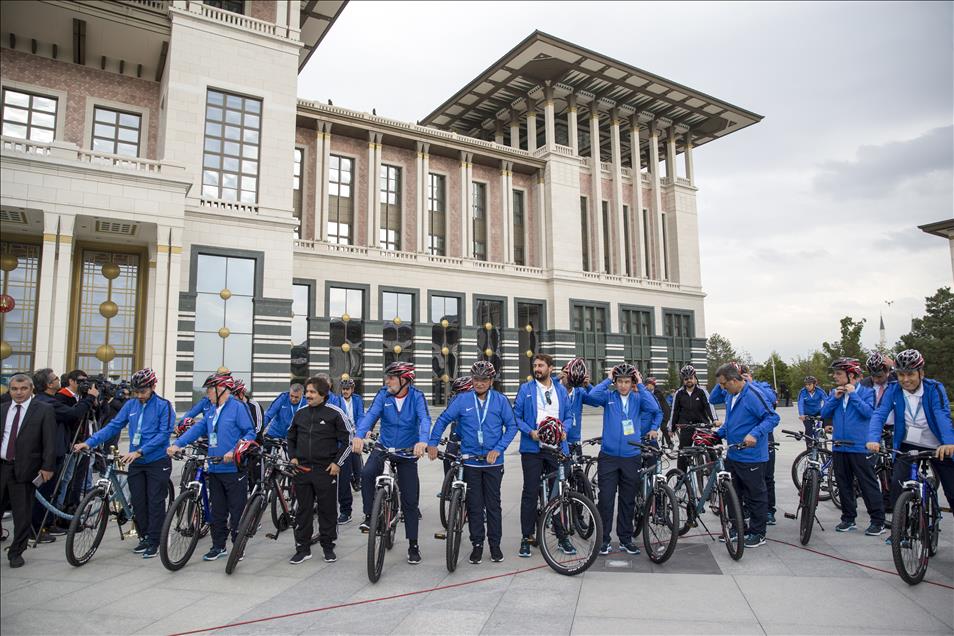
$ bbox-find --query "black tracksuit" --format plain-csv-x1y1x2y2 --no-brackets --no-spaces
670,386,715,472
287,401,351,551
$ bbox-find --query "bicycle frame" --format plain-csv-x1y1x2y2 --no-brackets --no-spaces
685,451,730,517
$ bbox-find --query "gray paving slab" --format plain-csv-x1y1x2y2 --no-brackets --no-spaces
571,616,765,635
392,608,492,635
479,609,573,635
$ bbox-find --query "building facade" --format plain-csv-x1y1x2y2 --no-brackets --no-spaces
0,1,762,410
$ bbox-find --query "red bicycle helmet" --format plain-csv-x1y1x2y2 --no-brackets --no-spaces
894,349,925,372
470,360,496,380
451,375,474,394
692,430,720,447
205,372,235,391
232,378,247,398
174,417,195,437
536,416,565,446
866,352,892,374
234,439,260,469
830,357,863,378
384,361,415,381
644,376,657,386
129,368,157,390
611,363,638,382
563,357,588,387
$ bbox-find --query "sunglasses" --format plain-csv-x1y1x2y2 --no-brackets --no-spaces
544,390,552,405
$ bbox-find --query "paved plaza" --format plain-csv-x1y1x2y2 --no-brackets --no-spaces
1,406,952,635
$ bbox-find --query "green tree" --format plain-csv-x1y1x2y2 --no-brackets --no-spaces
822,316,868,363
706,333,738,389
898,287,954,401
754,351,789,391
665,362,680,390
787,350,833,392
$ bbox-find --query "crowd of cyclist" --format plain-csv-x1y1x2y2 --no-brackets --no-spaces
2,346,951,572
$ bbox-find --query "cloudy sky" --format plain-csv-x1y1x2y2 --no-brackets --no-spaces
299,1,954,362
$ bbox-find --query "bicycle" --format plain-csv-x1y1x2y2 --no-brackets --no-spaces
781,429,826,545
63,447,174,566
665,442,747,560
261,436,295,531
363,441,414,583
433,444,487,573
675,423,717,498
159,443,216,571
826,441,887,511
226,450,314,574
630,442,680,563
890,449,943,585
790,419,833,502
533,442,602,576
571,436,602,502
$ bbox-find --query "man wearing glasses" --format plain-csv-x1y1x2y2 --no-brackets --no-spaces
513,354,571,558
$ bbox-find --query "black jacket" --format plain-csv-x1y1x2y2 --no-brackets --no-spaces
287,402,351,467
670,386,715,426
651,388,672,427
1,399,57,483
34,392,95,457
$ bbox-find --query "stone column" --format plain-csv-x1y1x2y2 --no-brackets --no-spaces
649,121,666,280
366,130,377,247
34,213,60,368
526,102,537,153
313,123,325,241
630,120,647,278
421,143,430,253
460,151,472,258
536,169,546,268
465,155,474,257
415,141,425,252
156,226,183,398
494,121,504,146
666,127,677,180
567,94,578,154
589,108,604,273
610,110,625,276
509,111,520,150
543,85,556,150
684,130,694,185
48,214,74,372
501,160,513,262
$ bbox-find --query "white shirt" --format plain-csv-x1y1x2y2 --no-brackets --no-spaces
394,396,406,413
2,396,32,458
344,397,354,421
903,384,939,449
535,380,560,424
620,393,631,414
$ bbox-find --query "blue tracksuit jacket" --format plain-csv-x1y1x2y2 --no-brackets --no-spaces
429,389,518,466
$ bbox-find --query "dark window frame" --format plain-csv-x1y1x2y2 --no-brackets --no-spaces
91,106,142,157
201,88,262,204
473,294,508,329
325,281,370,321
427,172,446,256
328,153,355,245
472,181,487,261
513,188,526,266
379,163,402,251
580,196,590,271
428,290,464,324
379,286,418,324
1,87,58,143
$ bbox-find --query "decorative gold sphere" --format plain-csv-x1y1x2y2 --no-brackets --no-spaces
216,366,231,375
341,373,351,381
219,288,232,301
393,316,402,325
525,324,533,333
0,340,11,360
393,345,402,354
484,348,493,357
526,349,534,358
440,319,449,328
441,374,450,383
441,346,449,356
218,327,231,338
484,322,493,331
341,342,351,353
0,255,18,272
341,313,350,322
99,300,119,319
101,262,121,280
527,374,533,382
0,384,6,395
95,344,116,362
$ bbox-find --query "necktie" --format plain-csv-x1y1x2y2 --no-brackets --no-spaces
5,404,22,461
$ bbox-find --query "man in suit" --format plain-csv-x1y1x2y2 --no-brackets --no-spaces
1,374,57,567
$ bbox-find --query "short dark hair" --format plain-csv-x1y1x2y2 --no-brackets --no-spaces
715,363,743,382
33,368,56,393
305,375,331,397
66,369,87,383
532,353,554,368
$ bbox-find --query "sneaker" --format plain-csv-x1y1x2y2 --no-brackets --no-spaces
620,541,641,555
766,513,777,526
323,547,337,563
407,545,422,564
142,546,159,559
490,545,504,562
518,538,531,558
289,550,312,565
35,530,56,544
835,521,857,532
358,516,370,532
558,537,577,555
719,529,738,544
469,545,483,564
9,553,25,568
864,523,886,536
599,542,612,555
744,533,766,548
46,526,67,537
337,513,352,525
202,547,228,561
132,539,150,554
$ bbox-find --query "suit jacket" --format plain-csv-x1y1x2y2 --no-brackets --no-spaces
1,399,57,483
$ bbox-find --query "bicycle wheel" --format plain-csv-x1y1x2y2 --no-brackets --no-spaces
926,481,940,558
828,469,842,510
891,490,928,585
799,469,820,546
385,485,399,551
791,450,809,490
367,488,388,583
65,487,109,567
570,468,597,539
438,470,455,530
665,469,695,536
271,472,293,531
159,488,203,571
718,480,744,561
537,491,601,576
445,488,465,573
817,451,832,501
226,492,263,575
642,482,679,564
584,458,599,498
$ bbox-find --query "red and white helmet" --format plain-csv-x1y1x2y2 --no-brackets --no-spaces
536,416,565,446
894,349,925,372
130,368,158,390
451,375,474,394
470,360,497,380
234,440,260,470
205,372,235,391
384,361,415,382
232,379,247,397
692,430,720,448
830,357,863,378
563,357,588,387
174,417,194,437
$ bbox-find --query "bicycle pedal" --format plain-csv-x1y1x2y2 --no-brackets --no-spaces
783,512,796,520
360,527,369,534
265,532,278,540
434,532,447,540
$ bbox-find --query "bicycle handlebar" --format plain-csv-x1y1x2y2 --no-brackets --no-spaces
581,436,602,445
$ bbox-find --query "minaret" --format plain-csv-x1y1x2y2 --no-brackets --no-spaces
879,314,886,350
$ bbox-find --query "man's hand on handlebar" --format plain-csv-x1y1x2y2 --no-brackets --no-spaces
646,429,659,440
426,445,438,461
414,442,427,458
166,445,181,458
73,442,90,452
865,442,881,453
936,444,954,460
352,436,365,454
743,434,757,448
486,450,500,464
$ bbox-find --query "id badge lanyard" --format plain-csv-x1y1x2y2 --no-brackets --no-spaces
209,406,222,447
132,407,145,446
474,393,488,448
905,396,923,425
621,394,634,436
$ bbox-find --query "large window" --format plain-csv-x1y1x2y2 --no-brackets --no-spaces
430,295,460,324
513,190,526,266
193,254,255,394
623,204,632,277
91,107,141,157
475,298,504,391
380,164,401,251
517,301,543,381
431,294,462,406
620,307,652,374
328,286,364,394
580,196,590,271
203,0,243,13
473,182,487,260
328,155,354,245
328,286,364,320
382,291,414,323
664,310,693,370
428,173,446,256
602,201,611,273
291,283,310,384
2,88,56,142
202,89,261,203
0,241,41,386
572,302,607,381
293,147,303,238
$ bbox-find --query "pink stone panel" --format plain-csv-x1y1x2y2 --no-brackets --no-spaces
1,49,160,159
428,154,461,256
327,134,369,246
248,0,278,23
295,126,317,240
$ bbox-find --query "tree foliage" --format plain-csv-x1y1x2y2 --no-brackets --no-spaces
706,333,738,389
898,287,954,401
822,316,868,363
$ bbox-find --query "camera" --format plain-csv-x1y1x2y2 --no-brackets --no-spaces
76,378,93,396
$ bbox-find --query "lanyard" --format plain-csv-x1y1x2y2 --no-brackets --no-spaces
620,393,632,419
905,395,923,424
473,393,489,446
132,407,145,446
